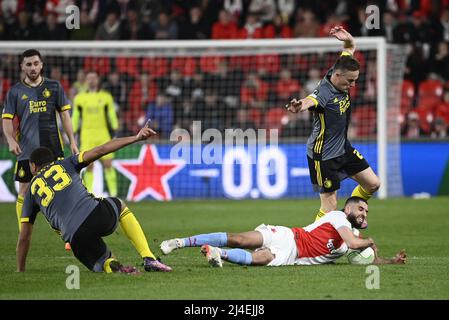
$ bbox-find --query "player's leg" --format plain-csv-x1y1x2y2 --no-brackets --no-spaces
15,159,34,232
115,198,171,271
344,147,380,201
160,230,263,254
82,163,94,193
351,167,381,201
101,157,117,197
316,191,338,220
200,245,273,267
307,156,341,220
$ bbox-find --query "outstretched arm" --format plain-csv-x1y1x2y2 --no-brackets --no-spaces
17,223,33,272
285,97,316,113
81,125,157,165
373,249,407,265
330,26,356,56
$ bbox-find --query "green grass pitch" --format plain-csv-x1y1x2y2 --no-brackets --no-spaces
1,197,449,300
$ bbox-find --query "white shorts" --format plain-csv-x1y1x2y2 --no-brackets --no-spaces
255,224,298,266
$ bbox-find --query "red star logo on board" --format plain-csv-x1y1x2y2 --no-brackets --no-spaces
113,145,185,201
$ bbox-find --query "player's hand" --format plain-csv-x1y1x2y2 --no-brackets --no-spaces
8,140,22,156
329,26,353,43
136,127,157,141
70,142,79,155
393,249,407,264
285,98,302,113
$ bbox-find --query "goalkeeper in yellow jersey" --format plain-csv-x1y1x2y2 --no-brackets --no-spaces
72,71,119,196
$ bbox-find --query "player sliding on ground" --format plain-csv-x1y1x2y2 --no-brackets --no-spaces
160,197,406,268
285,26,380,226
16,125,172,274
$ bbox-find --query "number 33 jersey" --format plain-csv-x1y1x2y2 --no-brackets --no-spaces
21,153,98,242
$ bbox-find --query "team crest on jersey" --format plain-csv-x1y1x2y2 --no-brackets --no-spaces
42,88,51,98
21,94,28,100
324,178,332,189
18,167,25,178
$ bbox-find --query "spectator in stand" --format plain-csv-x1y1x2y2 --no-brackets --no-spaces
11,11,34,40
293,9,320,38
429,41,449,81
38,12,67,40
145,93,174,138
50,66,70,93
304,68,321,93
378,10,398,43
75,0,100,26
239,13,264,39
280,110,312,138
211,10,239,39
96,11,121,40
435,89,449,124
277,0,296,24
405,44,429,86
434,7,449,42
70,10,96,40
248,0,276,24
180,6,209,40
409,11,432,45
232,108,257,131
152,11,178,40
240,73,269,108
401,111,426,138
104,71,127,111
275,69,301,103
0,17,7,40
430,117,449,139
120,7,141,40
69,69,87,101
263,14,292,38
224,0,243,23
45,0,75,25
163,69,185,122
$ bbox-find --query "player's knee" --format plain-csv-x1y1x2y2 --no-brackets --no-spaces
368,178,381,193
252,249,274,266
228,233,244,247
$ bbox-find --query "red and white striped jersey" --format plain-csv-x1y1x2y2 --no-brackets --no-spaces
291,211,351,265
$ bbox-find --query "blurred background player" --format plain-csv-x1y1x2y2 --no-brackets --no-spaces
1,49,78,245
72,70,119,197
285,27,381,226
160,197,406,268
16,125,171,273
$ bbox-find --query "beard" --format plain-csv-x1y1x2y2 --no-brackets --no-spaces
26,71,40,81
347,212,363,229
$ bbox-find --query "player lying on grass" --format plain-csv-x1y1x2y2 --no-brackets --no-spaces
161,197,406,267
16,125,172,274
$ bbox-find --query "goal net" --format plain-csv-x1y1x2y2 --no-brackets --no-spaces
0,39,406,201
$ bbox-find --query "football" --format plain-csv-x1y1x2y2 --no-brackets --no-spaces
347,247,375,265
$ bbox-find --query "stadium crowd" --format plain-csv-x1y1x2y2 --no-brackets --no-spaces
0,0,449,139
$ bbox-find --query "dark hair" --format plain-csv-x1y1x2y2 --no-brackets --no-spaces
344,196,368,209
20,49,43,64
30,147,55,169
334,55,360,72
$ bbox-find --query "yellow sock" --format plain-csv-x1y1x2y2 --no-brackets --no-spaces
16,195,24,232
351,185,372,201
103,258,118,273
119,207,156,259
83,170,94,193
104,167,117,197
314,208,327,221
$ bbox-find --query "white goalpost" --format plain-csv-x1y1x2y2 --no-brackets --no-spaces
0,38,406,200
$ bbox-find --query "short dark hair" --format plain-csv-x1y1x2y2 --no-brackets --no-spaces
334,55,360,72
344,196,368,208
20,49,43,64
30,147,55,169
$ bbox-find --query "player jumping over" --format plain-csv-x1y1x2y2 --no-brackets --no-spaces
285,27,381,226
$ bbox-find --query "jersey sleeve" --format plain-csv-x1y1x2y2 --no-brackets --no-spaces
65,152,89,172
2,88,17,119
328,211,352,230
21,189,40,224
307,82,333,109
56,81,71,112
